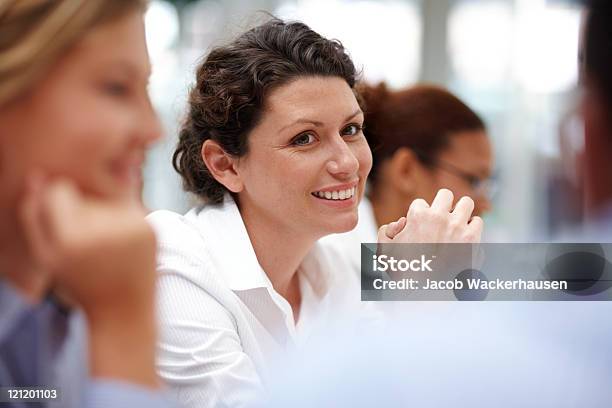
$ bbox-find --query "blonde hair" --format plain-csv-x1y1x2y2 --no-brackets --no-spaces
0,0,147,107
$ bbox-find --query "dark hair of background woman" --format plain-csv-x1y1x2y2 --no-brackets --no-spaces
359,83,485,184
173,18,358,204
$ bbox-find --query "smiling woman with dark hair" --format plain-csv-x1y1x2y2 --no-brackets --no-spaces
149,18,483,407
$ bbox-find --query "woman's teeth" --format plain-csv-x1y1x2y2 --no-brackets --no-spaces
312,187,356,200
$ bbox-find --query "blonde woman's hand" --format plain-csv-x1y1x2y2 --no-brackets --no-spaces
378,189,483,244
18,173,160,387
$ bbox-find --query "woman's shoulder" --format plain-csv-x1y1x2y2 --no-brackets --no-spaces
146,209,212,276
146,208,206,245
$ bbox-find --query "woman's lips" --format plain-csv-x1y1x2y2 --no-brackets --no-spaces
311,183,359,209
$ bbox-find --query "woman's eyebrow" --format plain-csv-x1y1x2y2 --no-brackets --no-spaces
279,118,323,132
344,108,363,122
279,108,364,132
101,59,152,80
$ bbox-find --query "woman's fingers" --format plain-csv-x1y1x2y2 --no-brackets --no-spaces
407,198,429,219
465,216,484,243
18,173,56,268
430,188,454,213
385,217,407,239
40,179,80,242
452,196,475,225
378,219,404,242
377,224,391,243
383,189,484,244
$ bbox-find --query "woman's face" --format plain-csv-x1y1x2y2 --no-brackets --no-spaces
235,76,372,238
0,11,160,204
416,131,494,215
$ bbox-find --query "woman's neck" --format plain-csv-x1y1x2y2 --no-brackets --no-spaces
238,201,314,316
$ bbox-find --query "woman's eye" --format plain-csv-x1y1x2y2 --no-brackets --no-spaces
102,81,130,97
291,133,316,146
341,124,363,137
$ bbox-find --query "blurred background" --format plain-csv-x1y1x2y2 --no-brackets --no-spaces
141,0,584,241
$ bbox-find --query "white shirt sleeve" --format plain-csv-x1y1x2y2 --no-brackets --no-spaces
156,270,265,407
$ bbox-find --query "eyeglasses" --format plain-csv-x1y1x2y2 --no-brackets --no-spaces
412,149,498,199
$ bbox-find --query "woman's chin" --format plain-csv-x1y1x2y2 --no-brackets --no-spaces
323,213,359,235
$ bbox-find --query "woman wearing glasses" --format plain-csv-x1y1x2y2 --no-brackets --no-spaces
322,84,494,267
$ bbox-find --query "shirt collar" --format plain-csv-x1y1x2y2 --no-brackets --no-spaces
187,195,333,299
187,195,272,292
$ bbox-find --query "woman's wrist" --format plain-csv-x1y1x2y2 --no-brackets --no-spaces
87,304,160,389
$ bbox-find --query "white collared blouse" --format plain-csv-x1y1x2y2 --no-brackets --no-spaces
148,197,375,407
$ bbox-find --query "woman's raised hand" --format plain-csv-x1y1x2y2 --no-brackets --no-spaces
18,173,160,387
18,174,156,310
378,189,483,244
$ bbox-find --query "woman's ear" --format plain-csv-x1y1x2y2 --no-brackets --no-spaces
387,147,421,195
201,140,244,193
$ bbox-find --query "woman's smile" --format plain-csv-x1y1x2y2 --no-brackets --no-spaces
311,181,359,209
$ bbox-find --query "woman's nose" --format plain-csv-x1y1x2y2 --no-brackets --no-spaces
326,137,359,177
139,97,163,146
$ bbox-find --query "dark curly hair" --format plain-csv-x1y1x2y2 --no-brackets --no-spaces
173,18,358,204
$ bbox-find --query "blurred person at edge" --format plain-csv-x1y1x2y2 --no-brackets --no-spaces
580,0,612,235
0,1,176,407
322,84,494,271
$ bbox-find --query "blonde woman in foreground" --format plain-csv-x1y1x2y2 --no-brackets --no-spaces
0,1,174,406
